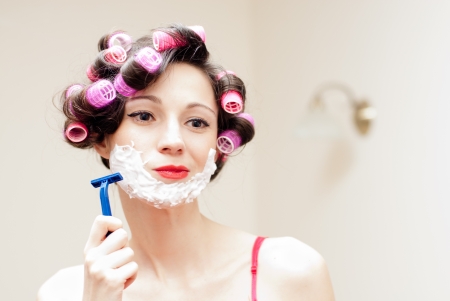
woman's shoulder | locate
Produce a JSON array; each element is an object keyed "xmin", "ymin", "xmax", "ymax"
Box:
[
  {"xmin": 258, "ymin": 237, "xmax": 335, "ymax": 300},
  {"xmin": 37, "ymin": 264, "xmax": 84, "ymax": 301}
]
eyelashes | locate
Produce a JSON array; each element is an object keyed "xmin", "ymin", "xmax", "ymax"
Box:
[
  {"xmin": 186, "ymin": 118, "xmax": 210, "ymax": 128},
  {"xmin": 127, "ymin": 111, "xmax": 154, "ymax": 122},
  {"xmin": 127, "ymin": 111, "xmax": 210, "ymax": 128}
]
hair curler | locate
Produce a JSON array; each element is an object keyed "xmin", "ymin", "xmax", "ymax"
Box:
[
  {"xmin": 108, "ymin": 32, "xmax": 132, "ymax": 51},
  {"xmin": 104, "ymin": 45, "xmax": 127, "ymax": 64},
  {"xmin": 65, "ymin": 122, "xmax": 88, "ymax": 143},
  {"xmin": 217, "ymin": 130, "xmax": 242, "ymax": 154},
  {"xmin": 86, "ymin": 80, "xmax": 116, "ymax": 108},
  {"xmin": 188, "ymin": 25, "xmax": 206, "ymax": 42},
  {"xmin": 65, "ymin": 84, "xmax": 83, "ymax": 98},
  {"xmin": 135, "ymin": 47, "xmax": 162, "ymax": 73},
  {"xmin": 221, "ymin": 90, "xmax": 243, "ymax": 114},
  {"xmin": 86, "ymin": 65, "xmax": 99, "ymax": 82},
  {"xmin": 216, "ymin": 70, "xmax": 236, "ymax": 80},
  {"xmin": 153, "ymin": 25, "xmax": 206, "ymax": 52},
  {"xmin": 237, "ymin": 112, "xmax": 255, "ymax": 126},
  {"xmin": 114, "ymin": 74, "xmax": 137, "ymax": 97}
]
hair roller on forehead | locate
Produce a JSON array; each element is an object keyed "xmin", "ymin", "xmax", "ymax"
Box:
[
  {"xmin": 65, "ymin": 84, "xmax": 84, "ymax": 116},
  {"xmin": 86, "ymin": 80, "xmax": 116, "ymax": 108},
  {"xmin": 135, "ymin": 47, "xmax": 162, "ymax": 73},
  {"xmin": 104, "ymin": 45, "xmax": 128, "ymax": 64},
  {"xmin": 108, "ymin": 32, "xmax": 132, "ymax": 51},
  {"xmin": 65, "ymin": 122, "xmax": 88, "ymax": 143},
  {"xmin": 86, "ymin": 65, "xmax": 99, "ymax": 82},
  {"xmin": 153, "ymin": 25, "xmax": 206, "ymax": 52},
  {"xmin": 65, "ymin": 84, "xmax": 83, "ymax": 99},
  {"xmin": 114, "ymin": 74, "xmax": 137, "ymax": 97}
]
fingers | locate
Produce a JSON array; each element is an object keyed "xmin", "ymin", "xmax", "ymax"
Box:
[
  {"xmin": 120, "ymin": 261, "xmax": 139, "ymax": 289},
  {"xmin": 96, "ymin": 247, "xmax": 135, "ymax": 269},
  {"xmin": 94, "ymin": 228, "xmax": 129, "ymax": 256},
  {"xmin": 85, "ymin": 215, "xmax": 123, "ymax": 252}
]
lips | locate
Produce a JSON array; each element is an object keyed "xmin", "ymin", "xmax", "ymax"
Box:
[{"xmin": 153, "ymin": 165, "xmax": 189, "ymax": 179}]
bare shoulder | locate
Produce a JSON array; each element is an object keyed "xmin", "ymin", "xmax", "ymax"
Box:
[
  {"xmin": 37, "ymin": 264, "xmax": 84, "ymax": 301},
  {"xmin": 258, "ymin": 237, "xmax": 335, "ymax": 301}
]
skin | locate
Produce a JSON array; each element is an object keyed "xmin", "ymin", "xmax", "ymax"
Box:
[{"xmin": 37, "ymin": 63, "xmax": 335, "ymax": 301}]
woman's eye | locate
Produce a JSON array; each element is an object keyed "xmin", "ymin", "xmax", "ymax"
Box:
[
  {"xmin": 187, "ymin": 118, "xmax": 209, "ymax": 128},
  {"xmin": 127, "ymin": 111, "xmax": 154, "ymax": 122}
]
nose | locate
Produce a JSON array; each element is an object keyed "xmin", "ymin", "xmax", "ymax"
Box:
[{"xmin": 157, "ymin": 116, "xmax": 185, "ymax": 155}]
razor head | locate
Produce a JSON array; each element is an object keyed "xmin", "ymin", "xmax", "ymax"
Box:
[{"xmin": 91, "ymin": 172, "xmax": 123, "ymax": 188}]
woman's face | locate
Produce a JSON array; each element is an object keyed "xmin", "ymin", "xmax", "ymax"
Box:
[{"xmin": 98, "ymin": 63, "xmax": 218, "ymax": 184}]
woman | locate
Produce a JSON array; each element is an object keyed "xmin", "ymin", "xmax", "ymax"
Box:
[{"xmin": 38, "ymin": 24, "xmax": 334, "ymax": 301}]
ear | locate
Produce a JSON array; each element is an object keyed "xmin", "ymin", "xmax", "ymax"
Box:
[{"xmin": 93, "ymin": 139, "xmax": 111, "ymax": 160}]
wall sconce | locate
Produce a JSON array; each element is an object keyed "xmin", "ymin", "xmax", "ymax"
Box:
[{"xmin": 310, "ymin": 82, "xmax": 377, "ymax": 135}]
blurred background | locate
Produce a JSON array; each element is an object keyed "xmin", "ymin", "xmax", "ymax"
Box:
[{"xmin": 1, "ymin": 0, "xmax": 450, "ymax": 300}]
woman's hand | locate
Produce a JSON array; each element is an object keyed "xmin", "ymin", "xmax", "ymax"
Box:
[{"xmin": 82, "ymin": 216, "xmax": 138, "ymax": 301}]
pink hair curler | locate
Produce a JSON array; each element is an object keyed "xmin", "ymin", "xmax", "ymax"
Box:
[
  {"xmin": 188, "ymin": 25, "xmax": 206, "ymax": 42},
  {"xmin": 108, "ymin": 32, "xmax": 132, "ymax": 52},
  {"xmin": 104, "ymin": 45, "xmax": 127, "ymax": 64},
  {"xmin": 237, "ymin": 112, "xmax": 255, "ymax": 126},
  {"xmin": 216, "ymin": 70, "xmax": 236, "ymax": 80},
  {"xmin": 217, "ymin": 130, "xmax": 242, "ymax": 154},
  {"xmin": 86, "ymin": 80, "xmax": 116, "ymax": 108},
  {"xmin": 114, "ymin": 74, "xmax": 137, "ymax": 97},
  {"xmin": 135, "ymin": 47, "xmax": 162, "ymax": 73},
  {"xmin": 220, "ymin": 90, "xmax": 243, "ymax": 114},
  {"xmin": 86, "ymin": 65, "xmax": 99, "ymax": 82},
  {"xmin": 152, "ymin": 25, "xmax": 206, "ymax": 52},
  {"xmin": 65, "ymin": 84, "xmax": 83, "ymax": 98},
  {"xmin": 65, "ymin": 122, "xmax": 88, "ymax": 143}
]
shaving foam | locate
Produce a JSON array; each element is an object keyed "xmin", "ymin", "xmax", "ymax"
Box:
[{"xmin": 109, "ymin": 143, "xmax": 216, "ymax": 209}]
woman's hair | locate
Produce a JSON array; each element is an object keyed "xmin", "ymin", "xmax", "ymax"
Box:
[{"xmin": 61, "ymin": 24, "xmax": 254, "ymax": 180}]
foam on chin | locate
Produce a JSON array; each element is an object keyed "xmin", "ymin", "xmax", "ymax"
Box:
[{"xmin": 109, "ymin": 142, "xmax": 217, "ymax": 209}]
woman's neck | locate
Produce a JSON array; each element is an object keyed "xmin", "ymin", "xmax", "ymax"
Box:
[{"xmin": 118, "ymin": 188, "xmax": 221, "ymax": 281}]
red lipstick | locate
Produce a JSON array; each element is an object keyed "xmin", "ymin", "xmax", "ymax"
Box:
[{"xmin": 153, "ymin": 165, "xmax": 189, "ymax": 179}]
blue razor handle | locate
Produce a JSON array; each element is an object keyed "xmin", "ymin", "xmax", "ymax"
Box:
[{"xmin": 91, "ymin": 172, "xmax": 123, "ymax": 236}]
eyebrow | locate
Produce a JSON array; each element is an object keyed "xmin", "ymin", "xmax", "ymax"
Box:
[
  {"xmin": 129, "ymin": 95, "xmax": 216, "ymax": 116},
  {"xmin": 186, "ymin": 102, "xmax": 217, "ymax": 116},
  {"xmin": 129, "ymin": 95, "xmax": 162, "ymax": 104}
]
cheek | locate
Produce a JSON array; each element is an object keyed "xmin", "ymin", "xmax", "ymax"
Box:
[{"xmin": 109, "ymin": 124, "xmax": 156, "ymax": 151}]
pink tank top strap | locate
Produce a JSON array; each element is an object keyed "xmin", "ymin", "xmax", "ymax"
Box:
[{"xmin": 251, "ymin": 236, "xmax": 266, "ymax": 301}]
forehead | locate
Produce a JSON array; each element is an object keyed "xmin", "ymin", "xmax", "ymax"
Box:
[{"xmin": 134, "ymin": 63, "xmax": 217, "ymax": 111}]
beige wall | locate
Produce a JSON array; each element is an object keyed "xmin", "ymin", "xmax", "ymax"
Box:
[
  {"xmin": 1, "ymin": 0, "xmax": 450, "ymax": 300},
  {"xmin": 253, "ymin": 1, "xmax": 450, "ymax": 300}
]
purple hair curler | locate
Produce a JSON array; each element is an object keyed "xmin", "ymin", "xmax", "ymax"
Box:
[
  {"xmin": 86, "ymin": 80, "xmax": 116, "ymax": 108},
  {"xmin": 237, "ymin": 112, "xmax": 255, "ymax": 126},
  {"xmin": 104, "ymin": 45, "xmax": 127, "ymax": 64},
  {"xmin": 217, "ymin": 130, "xmax": 242, "ymax": 154},
  {"xmin": 108, "ymin": 32, "xmax": 132, "ymax": 52},
  {"xmin": 220, "ymin": 90, "xmax": 243, "ymax": 114},
  {"xmin": 65, "ymin": 122, "xmax": 88, "ymax": 143},
  {"xmin": 114, "ymin": 74, "xmax": 137, "ymax": 97},
  {"xmin": 216, "ymin": 70, "xmax": 236, "ymax": 80},
  {"xmin": 86, "ymin": 65, "xmax": 99, "ymax": 82},
  {"xmin": 135, "ymin": 47, "xmax": 162, "ymax": 73},
  {"xmin": 65, "ymin": 84, "xmax": 83, "ymax": 98},
  {"xmin": 152, "ymin": 25, "xmax": 206, "ymax": 52}
]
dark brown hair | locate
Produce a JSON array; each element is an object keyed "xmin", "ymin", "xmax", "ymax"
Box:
[{"xmin": 62, "ymin": 24, "xmax": 254, "ymax": 180}]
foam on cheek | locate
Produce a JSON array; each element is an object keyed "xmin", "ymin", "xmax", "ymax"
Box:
[{"xmin": 109, "ymin": 142, "xmax": 217, "ymax": 209}]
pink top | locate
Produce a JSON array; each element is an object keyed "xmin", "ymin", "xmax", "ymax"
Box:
[{"xmin": 251, "ymin": 236, "xmax": 266, "ymax": 301}]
